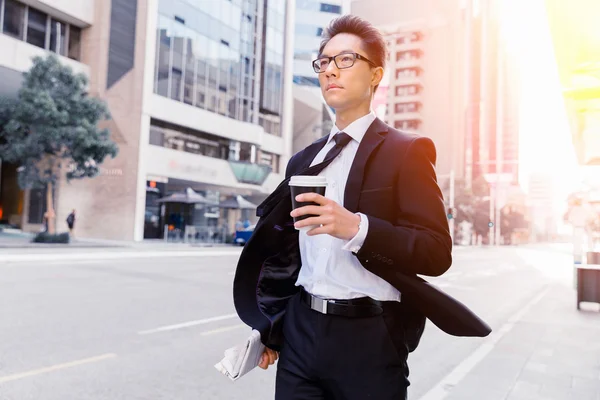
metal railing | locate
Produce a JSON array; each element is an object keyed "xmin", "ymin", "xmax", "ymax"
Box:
[{"xmin": 163, "ymin": 225, "xmax": 229, "ymax": 244}]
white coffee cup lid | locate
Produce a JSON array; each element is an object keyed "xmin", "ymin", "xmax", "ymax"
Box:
[{"xmin": 289, "ymin": 175, "xmax": 327, "ymax": 187}]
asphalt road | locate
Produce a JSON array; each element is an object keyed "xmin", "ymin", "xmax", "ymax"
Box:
[{"xmin": 0, "ymin": 244, "xmax": 572, "ymax": 399}]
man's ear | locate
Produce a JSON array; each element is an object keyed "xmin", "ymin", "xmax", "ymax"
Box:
[{"xmin": 371, "ymin": 67, "xmax": 384, "ymax": 88}]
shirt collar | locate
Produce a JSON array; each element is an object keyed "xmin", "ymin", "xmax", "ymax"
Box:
[{"xmin": 327, "ymin": 111, "xmax": 377, "ymax": 145}]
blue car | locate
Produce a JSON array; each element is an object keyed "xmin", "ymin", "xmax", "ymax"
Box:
[{"xmin": 234, "ymin": 225, "xmax": 255, "ymax": 245}]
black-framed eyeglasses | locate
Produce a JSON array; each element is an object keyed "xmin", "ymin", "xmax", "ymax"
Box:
[{"xmin": 312, "ymin": 52, "xmax": 377, "ymax": 73}]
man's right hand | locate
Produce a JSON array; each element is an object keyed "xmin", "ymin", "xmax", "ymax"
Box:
[{"xmin": 258, "ymin": 348, "xmax": 279, "ymax": 370}]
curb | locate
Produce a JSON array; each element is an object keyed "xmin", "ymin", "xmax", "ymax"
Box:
[{"xmin": 0, "ymin": 249, "xmax": 244, "ymax": 263}]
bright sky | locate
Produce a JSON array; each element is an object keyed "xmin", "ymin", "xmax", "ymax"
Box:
[{"xmin": 499, "ymin": 0, "xmax": 581, "ymax": 212}]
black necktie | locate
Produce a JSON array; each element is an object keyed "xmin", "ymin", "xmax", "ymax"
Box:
[
  {"xmin": 302, "ymin": 132, "xmax": 352, "ymax": 176},
  {"xmin": 256, "ymin": 132, "xmax": 352, "ymax": 217}
]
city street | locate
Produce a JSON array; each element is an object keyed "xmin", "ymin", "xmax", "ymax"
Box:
[{"xmin": 0, "ymin": 244, "xmax": 598, "ymax": 400}]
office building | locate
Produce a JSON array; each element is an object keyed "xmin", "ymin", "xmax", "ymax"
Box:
[
  {"xmin": 351, "ymin": 0, "xmax": 520, "ymax": 187},
  {"xmin": 0, "ymin": 0, "xmax": 294, "ymax": 241},
  {"xmin": 291, "ymin": 0, "xmax": 344, "ymax": 153}
]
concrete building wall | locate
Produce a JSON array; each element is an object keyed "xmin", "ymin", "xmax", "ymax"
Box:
[
  {"xmin": 1, "ymin": 0, "xmax": 294, "ymax": 240},
  {"xmin": 0, "ymin": 34, "xmax": 89, "ymax": 76},
  {"xmin": 20, "ymin": 0, "xmax": 95, "ymax": 26},
  {"xmin": 56, "ymin": 0, "xmax": 156, "ymax": 241}
]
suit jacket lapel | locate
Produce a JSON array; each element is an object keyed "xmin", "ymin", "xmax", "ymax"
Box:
[
  {"xmin": 256, "ymin": 135, "xmax": 329, "ymax": 218},
  {"xmin": 344, "ymin": 118, "xmax": 388, "ymax": 213},
  {"xmin": 297, "ymin": 134, "xmax": 329, "ymax": 172}
]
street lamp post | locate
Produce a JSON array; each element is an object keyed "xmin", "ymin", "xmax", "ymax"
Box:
[{"xmin": 495, "ymin": 30, "xmax": 504, "ymax": 246}]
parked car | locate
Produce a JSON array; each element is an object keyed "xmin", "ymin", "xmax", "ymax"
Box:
[{"xmin": 234, "ymin": 224, "xmax": 255, "ymax": 246}]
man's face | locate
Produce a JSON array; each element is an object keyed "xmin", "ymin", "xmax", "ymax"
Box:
[{"xmin": 317, "ymin": 33, "xmax": 382, "ymax": 111}]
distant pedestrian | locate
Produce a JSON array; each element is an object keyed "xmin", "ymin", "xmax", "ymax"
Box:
[
  {"xmin": 42, "ymin": 211, "xmax": 49, "ymax": 233},
  {"xmin": 66, "ymin": 209, "xmax": 76, "ymax": 236},
  {"xmin": 235, "ymin": 220, "xmax": 244, "ymax": 231}
]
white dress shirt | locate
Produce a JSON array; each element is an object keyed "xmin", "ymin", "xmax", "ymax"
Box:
[{"xmin": 295, "ymin": 111, "xmax": 401, "ymax": 302}]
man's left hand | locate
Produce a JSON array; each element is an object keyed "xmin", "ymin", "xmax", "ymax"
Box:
[{"xmin": 290, "ymin": 193, "xmax": 360, "ymax": 240}]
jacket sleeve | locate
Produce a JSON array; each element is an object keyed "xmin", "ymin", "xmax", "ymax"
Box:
[{"xmin": 355, "ymin": 137, "xmax": 452, "ymax": 277}]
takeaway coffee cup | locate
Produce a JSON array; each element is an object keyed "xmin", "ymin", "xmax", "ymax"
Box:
[{"xmin": 289, "ymin": 175, "xmax": 327, "ymax": 231}]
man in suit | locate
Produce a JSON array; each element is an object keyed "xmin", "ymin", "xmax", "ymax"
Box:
[{"xmin": 233, "ymin": 14, "xmax": 490, "ymax": 399}]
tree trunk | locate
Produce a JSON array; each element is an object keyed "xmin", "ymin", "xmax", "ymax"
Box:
[{"xmin": 45, "ymin": 182, "xmax": 56, "ymax": 234}]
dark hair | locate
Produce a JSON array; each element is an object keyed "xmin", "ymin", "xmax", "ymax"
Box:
[{"xmin": 319, "ymin": 15, "xmax": 387, "ymax": 89}]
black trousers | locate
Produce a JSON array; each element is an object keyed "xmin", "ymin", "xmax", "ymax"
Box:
[{"xmin": 275, "ymin": 292, "xmax": 409, "ymax": 400}]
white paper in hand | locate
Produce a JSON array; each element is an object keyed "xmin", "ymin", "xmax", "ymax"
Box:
[{"xmin": 214, "ymin": 329, "xmax": 265, "ymax": 381}]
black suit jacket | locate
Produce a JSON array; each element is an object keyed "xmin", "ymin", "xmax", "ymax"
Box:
[{"xmin": 234, "ymin": 118, "xmax": 491, "ymax": 351}]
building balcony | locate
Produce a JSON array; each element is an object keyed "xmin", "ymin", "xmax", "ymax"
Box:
[
  {"xmin": 395, "ymin": 39, "xmax": 423, "ymax": 52},
  {"xmin": 394, "ymin": 75, "xmax": 423, "ymax": 87},
  {"xmin": 393, "ymin": 57, "xmax": 423, "ymax": 69},
  {"xmin": 390, "ymin": 111, "xmax": 422, "ymax": 121},
  {"xmin": 34, "ymin": 0, "xmax": 94, "ymax": 26},
  {"xmin": 391, "ymin": 93, "xmax": 422, "ymax": 104},
  {"xmin": 0, "ymin": 34, "xmax": 89, "ymax": 97}
]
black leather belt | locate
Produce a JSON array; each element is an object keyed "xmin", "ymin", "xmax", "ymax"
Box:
[{"xmin": 300, "ymin": 288, "xmax": 383, "ymax": 318}]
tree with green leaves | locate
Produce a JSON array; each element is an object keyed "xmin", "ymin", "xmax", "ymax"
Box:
[
  {"xmin": 442, "ymin": 175, "xmax": 490, "ymax": 243},
  {"xmin": 0, "ymin": 55, "xmax": 118, "ymax": 235},
  {"xmin": 500, "ymin": 206, "xmax": 527, "ymax": 243}
]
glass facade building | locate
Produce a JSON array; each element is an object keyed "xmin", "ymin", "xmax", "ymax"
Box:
[
  {"xmin": 257, "ymin": 0, "xmax": 284, "ymax": 137},
  {"xmin": 293, "ymin": 0, "xmax": 342, "ymax": 86},
  {"xmin": 154, "ymin": 0, "xmax": 284, "ymax": 137}
]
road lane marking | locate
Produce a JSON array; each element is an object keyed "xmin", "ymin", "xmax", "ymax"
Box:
[
  {"xmin": 138, "ymin": 313, "xmax": 239, "ymax": 335},
  {"xmin": 201, "ymin": 323, "xmax": 247, "ymax": 336},
  {"xmin": 433, "ymin": 283, "xmax": 475, "ymax": 291},
  {"xmin": 0, "ymin": 353, "xmax": 117, "ymax": 384},
  {"xmin": 0, "ymin": 250, "xmax": 242, "ymax": 264},
  {"xmin": 418, "ymin": 285, "xmax": 551, "ymax": 400}
]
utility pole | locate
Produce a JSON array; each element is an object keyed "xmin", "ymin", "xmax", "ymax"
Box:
[
  {"xmin": 489, "ymin": 181, "xmax": 495, "ymax": 245},
  {"xmin": 463, "ymin": 0, "xmax": 474, "ymax": 191},
  {"xmin": 449, "ymin": 169, "xmax": 455, "ymax": 243},
  {"xmin": 494, "ymin": 31, "xmax": 504, "ymax": 246}
]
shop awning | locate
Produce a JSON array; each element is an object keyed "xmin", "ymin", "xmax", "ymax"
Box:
[
  {"xmin": 219, "ymin": 195, "xmax": 258, "ymax": 210},
  {"xmin": 228, "ymin": 161, "xmax": 272, "ymax": 185},
  {"xmin": 157, "ymin": 187, "xmax": 210, "ymax": 204}
]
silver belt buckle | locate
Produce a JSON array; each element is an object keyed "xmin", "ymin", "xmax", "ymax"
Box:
[{"xmin": 310, "ymin": 295, "xmax": 328, "ymax": 314}]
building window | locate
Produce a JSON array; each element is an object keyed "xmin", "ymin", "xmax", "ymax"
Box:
[
  {"xmin": 396, "ymin": 68, "xmax": 420, "ymax": 79},
  {"xmin": 239, "ymin": 142, "xmax": 252, "ymax": 162},
  {"xmin": 1, "ymin": 0, "xmax": 82, "ymax": 61},
  {"xmin": 396, "ymin": 85, "xmax": 421, "ymax": 96},
  {"xmin": 154, "ymin": 0, "xmax": 261, "ymax": 125},
  {"xmin": 395, "ymin": 102, "xmax": 420, "ymax": 113},
  {"xmin": 258, "ymin": 150, "xmax": 280, "ymax": 174},
  {"xmin": 2, "ymin": 0, "xmax": 25, "ymax": 40},
  {"xmin": 149, "ymin": 119, "xmax": 230, "ymax": 160},
  {"xmin": 410, "ymin": 32, "xmax": 422, "ymax": 42},
  {"xmin": 26, "ymin": 8, "xmax": 47, "ymax": 49},
  {"xmin": 49, "ymin": 18, "xmax": 67, "ymax": 56},
  {"xmin": 68, "ymin": 26, "xmax": 81, "ymax": 60},
  {"xmin": 396, "ymin": 50, "xmax": 421, "ymax": 62},
  {"xmin": 320, "ymin": 3, "xmax": 342, "ymax": 14},
  {"xmin": 259, "ymin": 0, "xmax": 284, "ymax": 133},
  {"xmin": 394, "ymin": 120, "xmax": 420, "ymax": 130}
]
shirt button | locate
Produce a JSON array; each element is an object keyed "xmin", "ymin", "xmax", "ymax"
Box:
[
  {"xmin": 331, "ymin": 182, "xmax": 337, "ymax": 188},
  {"xmin": 321, "ymin": 248, "xmax": 327, "ymax": 253}
]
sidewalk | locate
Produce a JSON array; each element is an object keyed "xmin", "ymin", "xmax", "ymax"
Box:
[
  {"xmin": 426, "ymin": 281, "xmax": 600, "ymax": 400},
  {"xmin": 0, "ymin": 229, "xmax": 238, "ymax": 249},
  {"xmin": 0, "ymin": 229, "xmax": 241, "ymax": 261}
]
